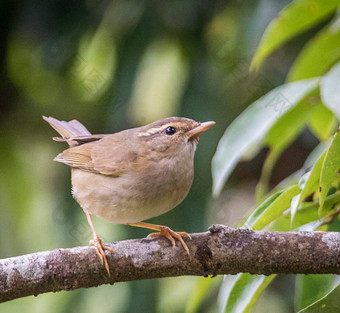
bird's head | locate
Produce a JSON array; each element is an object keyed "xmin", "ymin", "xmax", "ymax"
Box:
[{"xmin": 136, "ymin": 117, "xmax": 215, "ymax": 158}]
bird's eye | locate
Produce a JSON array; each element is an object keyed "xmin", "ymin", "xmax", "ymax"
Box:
[{"xmin": 165, "ymin": 126, "xmax": 176, "ymax": 135}]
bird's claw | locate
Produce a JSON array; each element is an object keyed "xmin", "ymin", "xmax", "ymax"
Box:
[
  {"xmin": 89, "ymin": 237, "xmax": 115, "ymax": 276},
  {"xmin": 147, "ymin": 226, "xmax": 192, "ymax": 256}
]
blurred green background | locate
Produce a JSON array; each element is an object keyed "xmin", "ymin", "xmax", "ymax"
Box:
[{"xmin": 0, "ymin": 0, "xmax": 320, "ymax": 312}]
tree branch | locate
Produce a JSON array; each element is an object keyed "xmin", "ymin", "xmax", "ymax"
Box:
[{"xmin": 1, "ymin": 225, "xmax": 340, "ymax": 303}]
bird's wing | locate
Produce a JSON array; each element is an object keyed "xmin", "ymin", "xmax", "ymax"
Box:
[
  {"xmin": 90, "ymin": 134, "xmax": 140, "ymax": 175},
  {"xmin": 55, "ymin": 133, "xmax": 141, "ymax": 176},
  {"xmin": 54, "ymin": 143, "xmax": 95, "ymax": 170}
]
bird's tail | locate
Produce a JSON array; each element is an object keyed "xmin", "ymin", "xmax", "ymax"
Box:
[{"xmin": 43, "ymin": 116, "xmax": 92, "ymax": 147}]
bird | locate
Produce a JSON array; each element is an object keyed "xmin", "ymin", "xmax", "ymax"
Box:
[{"xmin": 43, "ymin": 115, "xmax": 215, "ymax": 274}]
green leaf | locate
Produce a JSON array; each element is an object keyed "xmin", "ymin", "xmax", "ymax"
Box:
[
  {"xmin": 290, "ymin": 194, "xmax": 301, "ymax": 228},
  {"xmin": 288, "ymin": 14, "xmax": 340, "ymax": 81},
  {"xmin": 319, "ymin": 128, "xmax": 340, "ymax": 214},
  {"xmin": 212, "ymin": 78, "xmax": 319, "ymax": 196},
  {"xmin": 243, "ymin": 191, "xmax": 282, "ymax": 228},
  {"xmin": 218, "ymin": 186, "xmax": 298, "ymax": 313},
  {"xmin": 251, "ymin": 0, "xmax": 340, "ymax": 70},
  {"xmin": 244, "ymin": 185, "xmax": 300, "ymax": 230},
  {"xmin": 321, "ymin": 61, "xmax": 340, "ymax": 120},
  {"xmin": 295, "ymin": 275, "xmax": 340, "ymax": 312},
  {"xmin": 270, "ymin": 191, "xmax": 340, "ymax": 231},
  {"xmin": 298, "ymin": 284, "xmax": 340, "ymax": 313},
  {"xmin": 308, "ymin": 103, "xmax": 337, "ymax": 141},
  {"xmin": 298, "ymin": 151, "xmax": 326, "ymax": 207},
  {"xmin": 272, "ymin": 169, "xmax": 304, "ymax": 192},
  {"xmin": 303, "ymin": 141, "xmax": 330, "ymax": 168},
  {"xmin": 185, "ymin": 276, "xmax": 221, "ymax": 313},
  {"xmin": 218, "ymin": 273, "xmax": 275, "ymax": 313},
  {"xmin": 273, "ymin": 142, "xmax": 328, "ymax": 192},
  {"xmin": 256, "ymin": 101, "xmax": 312, "ymax": 202},
  {"xmin": 255, "ymin": 148, "xmax": 283, "ymax": 204},
  {"xmin": 265, "ymin": 101, "xmax": 311, "ymax": 150},
  {"xmin": 290, "ymin": 171, "xmax": 314, "ymax": 227}
]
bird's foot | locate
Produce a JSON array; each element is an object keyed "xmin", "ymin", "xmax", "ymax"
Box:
[
  {"xmin": 89, "ymin": 236, "xmax": 115, "ymax": 276},
  {"xmin": 147, "ymin": 226, "xmax": 192, "ymax": 256}
]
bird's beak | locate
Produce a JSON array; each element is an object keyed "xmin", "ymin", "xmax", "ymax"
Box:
[{"xmin": 187, "ymin": 121, "xmax": 215, "ymax": 140}]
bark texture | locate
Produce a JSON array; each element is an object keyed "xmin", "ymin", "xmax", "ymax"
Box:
[{"xmin": 1, "ymin": 225, "xmax": 340, "ymax": 303}]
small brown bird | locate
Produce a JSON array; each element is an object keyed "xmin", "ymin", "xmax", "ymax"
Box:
[{"xmin": 44, "ymin": 116, "xmax": 215, "ymax": 274}]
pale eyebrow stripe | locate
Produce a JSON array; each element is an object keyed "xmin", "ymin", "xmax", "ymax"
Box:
[
  {"xmin": 137, "ymin": 123, "xmax": 181, "ymax": 137},
  {"xmin": 137, "ymin": 126, "xmax": 165, "ymax": 137}
]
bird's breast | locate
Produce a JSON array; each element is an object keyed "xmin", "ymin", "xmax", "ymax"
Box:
[{"xmin": 71, "ymin": 155, "xmax": 194, "ymax": 224}]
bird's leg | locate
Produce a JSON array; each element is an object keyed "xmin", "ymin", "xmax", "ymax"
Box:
[
  {"xmin": 125, "ymin": 222, "xmax": 192, "ymax": 255},
  {"xmin": 84, "ymin": 211, "xmax": 114, "ymax": 275}
]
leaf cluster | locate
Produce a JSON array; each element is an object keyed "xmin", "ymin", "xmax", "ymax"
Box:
[{"xmin": 190, "ymin": 1, "xmax": 340, "ymax": 312}]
